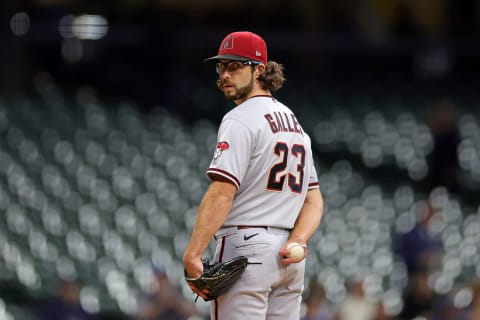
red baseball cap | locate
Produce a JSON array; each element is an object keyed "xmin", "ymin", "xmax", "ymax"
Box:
[{"xmin": 204, "ymin": 31, "xmax": 268, "ymax": 64}]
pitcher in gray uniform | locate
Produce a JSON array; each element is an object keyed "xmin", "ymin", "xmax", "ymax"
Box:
[{"xmin": 183, "ymin": 31, "xmax": 324, "ymax": 320}]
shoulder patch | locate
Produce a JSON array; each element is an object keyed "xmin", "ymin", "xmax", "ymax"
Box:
[{"xmin": 213, "ymin": 141, "xmax": 229, "ymax": 159}]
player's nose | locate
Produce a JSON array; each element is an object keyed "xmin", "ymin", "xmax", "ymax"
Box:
[
  {"xmin": 219, "ymin": 74, "xmax": 232, "ymax": 86},
  {"xmin": 220, "ymin": 72, "xmax": 231, "ymax": 80}
]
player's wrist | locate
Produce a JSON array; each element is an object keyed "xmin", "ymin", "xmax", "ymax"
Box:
[
  {"xmin": 288, "ymin": 235, "xmax": 307, "ymax": 247},
  {"xmin": 183, "ymin": 249, "xmax": 203, "ymax": 264}
]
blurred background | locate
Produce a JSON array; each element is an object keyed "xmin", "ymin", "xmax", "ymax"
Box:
[{"xmin": 1, "ymin": 0, "xmax": 480, "ymax": 319}]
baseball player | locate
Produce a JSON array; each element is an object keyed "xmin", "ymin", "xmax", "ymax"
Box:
[{"xmin": 183, "ymin": 31, "xmax": 324, "ymax": 320}]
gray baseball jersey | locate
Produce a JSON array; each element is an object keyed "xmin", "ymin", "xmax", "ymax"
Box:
[
  {"xmin": 207, "ymin": 95, "xmax": 319, "ymax": 229},
  {"xmin": 206, "ymin": 95, "xmax": 319, "ymax": 320}
]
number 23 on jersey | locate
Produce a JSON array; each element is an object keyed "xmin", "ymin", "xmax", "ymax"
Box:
[{"xmin": 266, "ymin": 142, "xmax": 305, "ymax": 194}]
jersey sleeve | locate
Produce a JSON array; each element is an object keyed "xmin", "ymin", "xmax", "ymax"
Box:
[
  {"xmin": 206, "ymin": 118, "xmax": 254, "ymax": 188},
  {"xmin": 306, "ymin": 135, "xmax": 319, "ymax": 190},
  {"xmin": 308, "ymin": 155, "xmax": 319, "ymax": 190}
]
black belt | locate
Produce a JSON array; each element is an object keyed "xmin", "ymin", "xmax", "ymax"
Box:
[{"xmin": 236, "ymin": 225, "xmax": 268, "ymax": 230}]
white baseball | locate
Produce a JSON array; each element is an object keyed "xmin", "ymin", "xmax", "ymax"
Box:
[{"xmin": 286, "ymin": 242, "xmax": 305, "ymax": 261}]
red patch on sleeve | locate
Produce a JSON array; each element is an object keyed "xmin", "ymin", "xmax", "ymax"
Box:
[
  {"xmin": 213, "ymin": 141, "xmax": 229, "ymax": 159},
  {"xmin": 217, "ymin": 142, "xmax": 229, "ymax": 150}
]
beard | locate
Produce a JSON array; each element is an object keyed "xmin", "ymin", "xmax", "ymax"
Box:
[{"xmin": 218, "ymin": 74, "xmax": 254, "ymax": 102}]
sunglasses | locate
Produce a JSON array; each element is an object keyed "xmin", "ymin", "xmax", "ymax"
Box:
[{"xmin": 216, "ymin": 60, "xmax": 260, "ymax": 74}]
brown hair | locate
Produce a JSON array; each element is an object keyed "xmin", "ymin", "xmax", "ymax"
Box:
[{"xmin": 257, "ymin": 61, "xmax": 285, "ymax": 92}]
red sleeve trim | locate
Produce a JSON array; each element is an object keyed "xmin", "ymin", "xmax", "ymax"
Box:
[
  {"xmin": 308, "ymin": 182, "xmax": 319, "ymax": 189},
  {"xmin": 206, "ymin": 168, "xmax": 240, "ymax": 189}
]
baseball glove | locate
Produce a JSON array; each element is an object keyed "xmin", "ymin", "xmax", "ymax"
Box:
[{"xmin": 185, "ymin": 256, "xmax": 248, "ymax": 301}]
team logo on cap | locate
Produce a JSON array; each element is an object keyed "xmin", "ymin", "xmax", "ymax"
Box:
[
  {"xmin": 213, "ymin": 141, "xmax": 229, "ymax": 159},
  {"xmin": 220, "ymin": 36, "xmax": 234, "ymax": 50}
]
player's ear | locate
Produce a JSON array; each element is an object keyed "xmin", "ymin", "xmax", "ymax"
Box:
[{"xmin": 254, "ymin": 63, "xmax": 265, "ymax": 79}]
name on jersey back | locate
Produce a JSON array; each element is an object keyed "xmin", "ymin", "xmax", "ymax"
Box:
[{"xmin": 264, "ymin": 112, "xmax": 304, "ymax": 135}]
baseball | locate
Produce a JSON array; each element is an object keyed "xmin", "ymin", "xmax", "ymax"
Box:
[{"xmin": 286, "ymin": 242, "xmax": 305, "ymax": 261}]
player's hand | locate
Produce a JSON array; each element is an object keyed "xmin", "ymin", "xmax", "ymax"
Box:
[
  {"xmin": 278, "ymin": 242, "xmax": 308, "ymax": 265},
  {"xmin": 183, "ymin": 256, "xmax": 210, "ymax": 299},
  {"xmin": 183, "ymin": 255, "xmax": 204, "ymax": 279}
]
